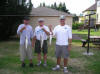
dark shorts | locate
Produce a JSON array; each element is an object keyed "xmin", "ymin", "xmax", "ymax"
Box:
[{"xmin": 35, "ymin": 40, "xmax": 48, "ymax": 54}]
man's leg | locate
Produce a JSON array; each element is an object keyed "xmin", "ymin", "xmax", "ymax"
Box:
[
  {"xmin": 27, "ymin": 45, "xmax": 33, "ymax": 67},
  {"xmin": 43, "ymin": 53, "xmax": 47, "ymax": 63},
  {"xmin": 57, "ymin": 57, "xmax": 61, "ymax": 65},
  {"xmin": 43, "ymin": 40, "xmax": 48, "ymax": 67},
  {"xmin": 38, "ymin": 53, "xmax": 41, "ymax": 62},
  {"xmin": 20, "ymin": 45, "xmax": 26, "ymax": 68},
  {"xmin": 63, "ymin": 46, "xmax": 69, "ymax": 73},
  {"xmin": 52, "ymin": 45, "xmax": 61, "ymax": 70},
  {"xmin": 37, "ymin": 53, "xmax": 42, "ymax": 66},
  {"xmin": 43, "ymin": 53, "xmax": 47, "ymax": 67},
  {"xmin": 64, "ymin": 58, "xmax": 68, "ymax": 67}
]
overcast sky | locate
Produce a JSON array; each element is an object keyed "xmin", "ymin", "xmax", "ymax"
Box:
[{"xmin": 31, "ymin": 0, "xmax": 95, "ymax": 15}]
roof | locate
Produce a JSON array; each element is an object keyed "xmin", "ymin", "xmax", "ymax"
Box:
[
  {"xmin": 83, "ymin": 3, "xmax": 97, "ymax": 12},
  {"xmin": 30, "ymin": 7, "xmax": 72, "ymax": 17}
]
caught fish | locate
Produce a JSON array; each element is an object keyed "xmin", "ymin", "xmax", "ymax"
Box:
[
  {"xmin": 40, "ymin": 33, "xmax": 44, "ymax": 49},
  {"xmin": 49, "ymin": 32, "xmax": 52, "ymax": 45},
  {"xmin": 25, "ymin": 35, "xmax": 28, "ymax": 49}
]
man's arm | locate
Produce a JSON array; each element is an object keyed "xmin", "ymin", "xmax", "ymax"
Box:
[
  {"xmin": 68, "ymin": 39, "xmax": 72, "ymax": 51},
  {"xmin": 41, "ymin": 27, "xmax": 50, "ymax": 36},
  {"xmin": 68, "ymin": 27, "xmax": 72, "ymax": 51},
  {"xmin": 20, "ymin": 26, "xmax": 26, "ymax": 33},
  {"xmin": 17, "ymin": 25, "xmax": 26, "ymax": 35}
]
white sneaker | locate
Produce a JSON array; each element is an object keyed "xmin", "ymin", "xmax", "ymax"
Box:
[
  {"xmin": 64, "ymin": 67, "xmax": 68, "ymax": 73},
  {"xmin": 43, "ymin": 63, "xmax": 47, "ymax": 67},
  {"xmin": 52, "ymin": 66, "xmax": 60, "ymax": 71},
  {"xmin": 37, "ymin": 61, "xmax": 41, "ymax": 66}
]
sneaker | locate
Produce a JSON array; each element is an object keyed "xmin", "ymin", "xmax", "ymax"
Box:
[
  {"xmin": 37, "ymin": 61, "xmax": 41, "ymax": 66},
  {"xmin": 64, "ymin": 67, "xmax": 68, "ymax": 73},
  {"xmin": 43, "ymin": 63, "xmax": 47, "ymax": 67},
  {"xmin": 52, "ymin": 66, "xmax": 60, "ymax": 71},
  {"xmin": 29, "ymin": 63, "xmax": 34, "ymax": 68},
  {"xmin": 21, "ymin": 63, "xmax": 26, "ymax": 68}
]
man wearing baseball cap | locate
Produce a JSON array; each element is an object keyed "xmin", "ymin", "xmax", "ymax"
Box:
[
  {"xmin": 17, "ymin": 16, "xmax": 34, "ymax": 68},
  {"xmin": 32, "ymin": 18, "xmax": 50, "ymax": 67},
  {"xmin": 52, "ymin": 15, "xmax": 72, "ymax": 73}
]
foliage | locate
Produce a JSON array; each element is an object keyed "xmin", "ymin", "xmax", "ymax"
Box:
[
  {"xmin": 39, "ymin": 2, "xmax": 70, "ymax": 14},
  {"xmin": 72, "ymin": 22, "xmax": 83, "ymax": 30},
  {"xmin": 72, "ymin": 29, "xmax": 100, "ymax": 36},
  {"xmin": 73, "ymin": 14, "xmax": 79, "ymax": 23},
  {"xmin": 0, "ymin": 0, "xmax": 33, "ymax": 40}
]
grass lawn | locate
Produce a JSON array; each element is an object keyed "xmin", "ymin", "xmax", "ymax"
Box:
[
  {"xmin": 0, "ymin": 39, "xmax": 100, "ymax": 74},
  {"xmin": 72, "ymin": 29, "xmax": 100, "ymax": 36}
]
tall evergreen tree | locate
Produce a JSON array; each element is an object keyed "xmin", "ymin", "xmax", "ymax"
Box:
[
  {"xmin": 0, "ymin": 0, "xmax": 33, "ymax": 40},
  {"xmin": 43, "ymin": 3, "xmax": 45, "ymax": 7},
  {"xmin": 54, "ymin": 2, "xmax": 57, "ymax": 9}
]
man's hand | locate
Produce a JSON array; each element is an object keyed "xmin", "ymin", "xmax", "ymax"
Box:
[
  {"xmin": 32, "ymin": 42, "xmax": 35, "ymax": 48},
  {"xmin": 20, "ymin": 26, "xmax": 26, "ymax": 32},
  {"xmin": 48, "ymin": 24, "xmax": 52, "ymax": 32},
  {"xmin": 68, "ymin": 44, "xmax": 71, "ymax": 52},
  {"xmin": 41, "ymin": 27, "xmax": 50, "ymax": 35},
  {"xmin": 41, "ymin": 27, "xmax": 45, "ymax": 30}
]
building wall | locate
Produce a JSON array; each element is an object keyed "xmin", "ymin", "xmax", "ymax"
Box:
[
  {"xmin": 97, "ymin": 1, "xmax": 100, "ymax": 24},
  {"xmin": 29, "ymin": 16, "xmax": 72, "ymax": 29},
  {"xmin": 83, "ymin": 11, "xmax": 96, "ymax": 20},
  {"xmin": 79, "ymin": 16, "xmax": 85, "ymax": 23}
]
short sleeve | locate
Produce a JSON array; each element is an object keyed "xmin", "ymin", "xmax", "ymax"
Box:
[
  {"xmin": 53, "ymin": 27, "xmax": 57, "ymax": 36},
  {"xmin": 68, "ymin": 27, "xmax": 72, "ymax": 39}
]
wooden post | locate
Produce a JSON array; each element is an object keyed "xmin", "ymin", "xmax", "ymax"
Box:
[{"xmin": 87, "ymin": 15, "xmax": 91, "ymax": 53}]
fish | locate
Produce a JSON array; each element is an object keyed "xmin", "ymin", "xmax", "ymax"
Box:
[
  {"xmin": 40, "ymin": 33, "xmax": 44, "ymax": 49},
  {"xmin": 49, "ymin": 32, "xmax": 52, "ymax": 45},
  {"xmin": 25, "ymin": 35, "xmax": 28, "ymax": 49}
]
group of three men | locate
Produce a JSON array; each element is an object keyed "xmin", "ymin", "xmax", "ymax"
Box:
[{"xmin": 17, "ymin": 15, "xmax": 72, "ymax": 73}]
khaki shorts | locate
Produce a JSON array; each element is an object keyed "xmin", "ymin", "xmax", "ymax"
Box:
[
  {"xmin": 20, "ymin": 45, "xmax": 33, "ymax": 61},
  {"xmin": 55, "ymin": 45, "xmax": 69, "ymax": 59}
]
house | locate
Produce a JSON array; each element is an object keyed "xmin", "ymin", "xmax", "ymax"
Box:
[
  {"xmin": 29, "ymin": 7, "xmax": 73, "ymax": 29},
  {"xmin": 80, "ymin": 0, "xmax": 100, "ymax": 26},
  {"xmin": 78, "ymin": 14, "xmax": 85, "ymax": 23}
]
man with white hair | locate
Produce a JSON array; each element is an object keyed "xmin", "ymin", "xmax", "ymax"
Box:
[
  {"xmin": 51, "ymin": 15, "xmax": 72, "ymax": 73},
  {"xmin": 32, "ymin": 18, "xmax": 50, "ymax": 67}
]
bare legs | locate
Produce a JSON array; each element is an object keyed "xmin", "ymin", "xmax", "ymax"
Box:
[
  {"xmin": 57, "ymin": 57, "xmax": 68, "ymax": 67},
  {"xmin": 37, "ymin": 53, "xmax": 47, "ymax": 63}
]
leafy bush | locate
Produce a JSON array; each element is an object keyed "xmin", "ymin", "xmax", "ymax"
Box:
[{"xmin": 72, "ymin": 22, "xmax": 84, "ymax": 30}]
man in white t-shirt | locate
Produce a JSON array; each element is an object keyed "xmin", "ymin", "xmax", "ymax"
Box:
[
  {"xmin": 51, "ymin": 15, "xmax": 72, "ymax": 73},
  {"xmin": 32, "ymin": 18, "xmax": 50, "ymax": 67}
]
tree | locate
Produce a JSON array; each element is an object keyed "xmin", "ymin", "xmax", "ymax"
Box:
[
  {"xmin": 39, "ymin": 3, "xmax": 42, "ymax": 7},
  {"xmin": 54, "ymin": 2, "xmax": 57, "ymax": 9},
  {"xmin": 38, "ymin": 2, "xmax": 70, "ymax": 14},
  {"xmin": 0, "ymin": 0, "xmax": 33, "ymax": 40},
  {"xmin": 43, "ymin": 3, "xmax": 45, "ymax": 7}
]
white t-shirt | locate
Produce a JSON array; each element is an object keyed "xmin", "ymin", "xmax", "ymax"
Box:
[
  {"xmin": 34, "ymin": 25, "xmax": 50, "ymax": 40},
  {"xmin": 53, "ymin": 25, "xmax": 72, "ymax": 45}
]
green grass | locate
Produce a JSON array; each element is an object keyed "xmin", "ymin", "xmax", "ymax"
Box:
[
  {"xmin": 72, "ymin": 29, "xmax": 100, "ymax": 36},
  {"xmin": 0, "ymin": 39, "xmax": 100, "ymax": 74}
]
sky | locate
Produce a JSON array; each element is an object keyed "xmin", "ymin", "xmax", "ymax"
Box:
[{"xmin": 31, "ymin": 0, "xmax": 95, "ymax": 15}]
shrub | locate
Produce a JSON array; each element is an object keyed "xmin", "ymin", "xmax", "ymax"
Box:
[{"xmin": 72, "ymin": 22, "xmax": 84, "ymax": 30}]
